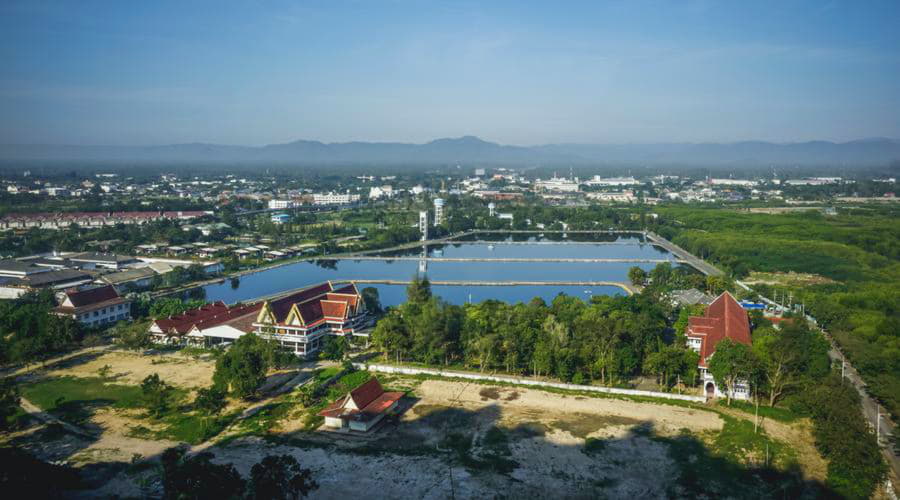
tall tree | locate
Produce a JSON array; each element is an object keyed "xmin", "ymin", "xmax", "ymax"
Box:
[
  {"xmin": 707, "ymin": 339, "xmax": 757, "ymax": 405},
  {"xmin": 627, "ymin": 266, "xmax": 647, "ymax": 286},
  {"xmin": 213, "ymin": 333, "xmax": 269, "ymax": 399}
]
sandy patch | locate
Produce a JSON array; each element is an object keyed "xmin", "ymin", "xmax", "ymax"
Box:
[
  {"xmin": 49, "ymin": 350, "xmax": 216, "ymax": 389},
  {"xmin": 411, "ymin": 379, "xmax": 722, "ymax": 436}
]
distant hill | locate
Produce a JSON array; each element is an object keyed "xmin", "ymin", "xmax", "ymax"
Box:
[{"xmin": 2, "ymin": 136, "xmax": 898, "ymax": 167}]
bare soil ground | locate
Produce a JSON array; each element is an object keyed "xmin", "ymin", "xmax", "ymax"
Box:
[
  {"xmin": 8, "ymin": 367, "xmax": 831, "ymax": 499},
  {"xmin": 744, "ymin": 270, "xmax": 836, "ymax": 287},
  {"xmin": 49, "ymin": 350, "xmax": 217, "ymax": 389}
]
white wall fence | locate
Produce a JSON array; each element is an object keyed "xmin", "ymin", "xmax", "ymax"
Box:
[{"xmin": 355, "ymin": 362, "xmax": 705, "ymax": 403}]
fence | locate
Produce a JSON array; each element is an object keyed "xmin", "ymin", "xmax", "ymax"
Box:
[{"xmin": 354, "ymin": 362, "xmax": 705, "ymax": 403}]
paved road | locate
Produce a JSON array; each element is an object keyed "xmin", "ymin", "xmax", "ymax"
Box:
[
  {"xmin": 738, "ymin": 281, "xmax": 899, "ymax": 488},
  {"xmin": 645, "ymin": 231, "xmax": 725, "ymax": 277}
]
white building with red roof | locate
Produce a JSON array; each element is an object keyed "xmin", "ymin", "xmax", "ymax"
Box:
[
  {"xmin": 318, "ymin": 378, "xmax": 403, "ymax": 432},
  {"xmin": 149, "ymin": 301, "xmax": 262, "ymax": 345},
  {"xmin": 253, "ymin": 281, "xmax": 371, "ymax": 358},
  {"xmin": 686, "ymin": 291, "xmax": 752, "ymax": 400},
  {"xmin": 53, "ymin": 285, "xmax": 132, "ymax": 327}
]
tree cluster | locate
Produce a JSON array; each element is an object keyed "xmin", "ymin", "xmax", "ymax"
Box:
[
  {"xmin": 373, "ymin": 276, "xmax": 696, "ymax": 386},
  {"xmin": 0, "ymin": 290, "xmax": 85, "ymax": 364},
  {"xmin": 161, "ymin": 447, "xmax": 318, "ymax": 500}
]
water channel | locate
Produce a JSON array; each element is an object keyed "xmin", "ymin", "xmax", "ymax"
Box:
[{"xmin": 202, "ymin": 232, "xmax": 682, "ymax": 307}]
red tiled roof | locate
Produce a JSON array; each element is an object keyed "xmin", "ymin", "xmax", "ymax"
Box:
[
  {"xmin": 318, "ymin": 378, "xmax": 402, "ymax": 422},
  {"xmin": 153, "ymin": 301, "xmax": 229, "ymax": 334},
  {"xmin": 264, "ymin": 282, "xmax": 363, "ymax": 328},
  {"xmin": 687, "ymin": 292, "xmax": 751, "ymax": 367},
  {"xmin": 267, "ymin": 283, "xmax": 333, "ymax": 321},
  {"xmin": 64, "ymin": 285, "xmax": 120, "ymax": 307},
  {"xmin": 321, "ymin": 300, "xmax": 348, "ymax": 320},
  {"xmin": 350, "ymin": 378, "xmax": 384, "ymax": 409},
  {"xmin": 153, "ymin": 301, "xmax": 262, "ymax": 336}
]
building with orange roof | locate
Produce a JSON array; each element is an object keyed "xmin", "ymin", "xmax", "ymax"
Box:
[
  {"xmin": 686, "ymin": 291, "xmax": 752, "ymax": 400},
  {"xmin": 253, "ymin": 281, "xmax": 371, "ymax": 358},
  {"xmin": 318, "ymin": 378, "xmax": 403, "ymax": 432}
]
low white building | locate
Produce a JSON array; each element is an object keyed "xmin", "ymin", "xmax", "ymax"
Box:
[
  {"xmin": 313, "ymin": 192, "xmax": 361, "ymax": 205},
  {"xmin": 53, "ymin": 285, "xmax": 131, "ymax": 327},
  {"xmin": 268, "ymin": 199, "xmax": 297, "ymax": 210},
  {"xmin": 585, "ymin": 176, "xmax": 640, "ymax": 187},
  {"xmin": 368, "ymin": 185, "xmax": 394, "ymax": 199}
]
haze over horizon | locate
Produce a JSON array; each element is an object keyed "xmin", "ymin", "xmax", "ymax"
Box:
[{"xmin": 2, "ymin": 1, "xmax": 899, "ymax": 147}]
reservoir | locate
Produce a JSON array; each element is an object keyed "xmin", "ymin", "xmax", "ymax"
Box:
[{"xmin": 202, "ymin": 233, "xmax": 680, "ymax": 307}]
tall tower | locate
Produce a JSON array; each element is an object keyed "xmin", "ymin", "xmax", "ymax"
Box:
[
  {"xmin": 419, "ymin": 210, "xmax": 429, "ymax": 241},
  {"xmin": 433, "ymin": 198, "xmax": 445, "ymax": 226},
  {"xmin": 488, "ymin": 202, "xmax": 496, "ymax": 217}
]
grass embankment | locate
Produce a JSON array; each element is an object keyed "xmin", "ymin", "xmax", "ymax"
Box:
[
  {"xmin": 22, "ymin": 376, "xmax": 143, "ymax": 425},
  {"xmin": 21, "ymin": 375, "xmax": 238, "ymax": 444}
]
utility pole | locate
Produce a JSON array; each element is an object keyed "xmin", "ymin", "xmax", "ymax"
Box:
[{"xmin": 875, "ymin": 405, "xmax": 882, "ymax": 445}]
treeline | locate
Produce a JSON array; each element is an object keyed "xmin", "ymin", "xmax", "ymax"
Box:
[
  {"xmin": 373, "ymin": 276, "xmax": 688, "ymax": 386},
  {"xmin": 0, "ymin": 290, "xmax": 88, "ymax": 365}
]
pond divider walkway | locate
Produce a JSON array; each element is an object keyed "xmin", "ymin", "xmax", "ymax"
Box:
[
  {"xmin": 317, "ymin": 256, "xmax": 683, "ymax": 264},
  {"xmin": 341, "ymin": 279, "xmax": 637, "ymax": 294},
  {"xmin": 354, "ymin": 362, "xmax": 705, "ymax": 403}
]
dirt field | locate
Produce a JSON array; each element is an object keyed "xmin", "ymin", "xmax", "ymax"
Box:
[
  {"xmin": 9, "ymin": 363, "xmax": 831, "ymax": 498},
  {"xmin": 48, "ymin": 350, "xmax": 217, "ymax": 389}
]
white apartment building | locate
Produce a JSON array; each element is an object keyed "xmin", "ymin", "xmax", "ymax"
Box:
[
  {"xmin": 268, "ymin": 199, "xmax": 297, "ymax": 210},
  {"xmin": 534, "ymin": 176, "xmax": 580, "ymax": 193},
  {"xmin": 312, "ymin": 192, "xmax": 361, "ymax": 205},
  {"xmin": 586, "ymin": 176, "xmax": 640, "ymax": 187}
]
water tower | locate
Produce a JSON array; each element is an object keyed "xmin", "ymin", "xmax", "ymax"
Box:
[
  {"xmin": 434, "ymin": 198, "xmax": 445, "ymax": 225},
  {"xmin": 488, "ymin": 202, "xmax": 496, "ymax": 217}
]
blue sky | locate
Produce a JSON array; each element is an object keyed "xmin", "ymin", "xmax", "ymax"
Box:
[{"xmin": 1, "ymin": 0, "xmax": 898, "ymax": 146}]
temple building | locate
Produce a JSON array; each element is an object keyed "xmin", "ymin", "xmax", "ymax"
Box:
[
  {"xmin": 318, "ymin": 378, "xmax": 403, "ymax": 432},
  {"xmin": 147, "ymin": 281, "xmax": 370, "ymax": 353},
  {"xmin": 253, "ymin": 282, "xmax": 371, "ymax": 358},
  {"xmin": 686, "ymin": 291, "xmax": 752, "ymax": 400}
]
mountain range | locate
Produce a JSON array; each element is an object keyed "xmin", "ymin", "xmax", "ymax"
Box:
[{"xmin": 2, "ymin": 136, "xmax": 899, "ymax": 166}]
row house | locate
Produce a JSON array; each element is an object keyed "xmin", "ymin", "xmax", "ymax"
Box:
[{"xmin": 0, "ymin": 211, "xmax": 208, "ymax": 231}]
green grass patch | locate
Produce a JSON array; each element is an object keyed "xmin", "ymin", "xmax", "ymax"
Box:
[
  {"xmin": 313, "ymin": 366, "xmax": 342, "ymax": 383},
  {"xmin": 727, "ymin": 400, "xmax": 800, "ymax": 423},
  {"xmin": 21, "ymin": 376, "xmax": 143, "ymax": 424}
]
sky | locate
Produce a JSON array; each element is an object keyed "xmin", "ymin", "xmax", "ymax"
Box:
[{"xmin": 1, "ymin": 0, "xmax": 898, "ymax": 146}]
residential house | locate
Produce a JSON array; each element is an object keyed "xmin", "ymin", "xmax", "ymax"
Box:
[{"xmin": 686, "ymin": 292, "xmax": 752, "ymax": 400}]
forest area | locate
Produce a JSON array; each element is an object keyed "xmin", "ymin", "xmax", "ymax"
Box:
[{"xmin": 650, "ymin": 206, "xmax": 900, "ymax": 421}]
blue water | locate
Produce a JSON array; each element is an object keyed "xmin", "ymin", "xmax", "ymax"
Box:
[
  {"xmin": 201, "ymin": 237, "xmax": 676, "ymax": 307},
  {"xmin": 373, "ymin": 242, "xmax": 671, "ymax": 259},
  {"xmin": 370, "ymin": 284, "xmax": 626, "ymax": 307}
]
